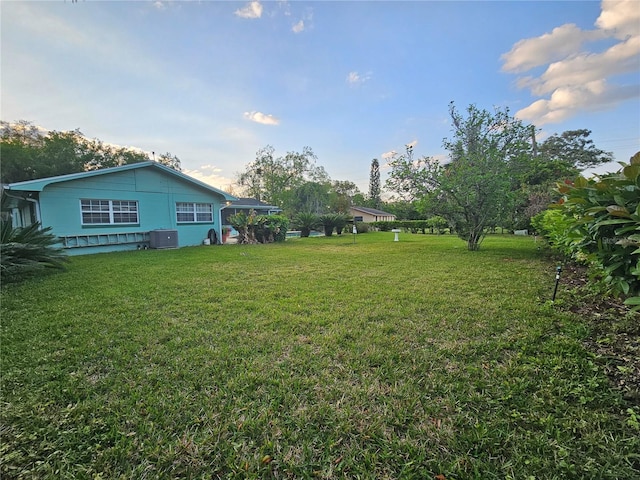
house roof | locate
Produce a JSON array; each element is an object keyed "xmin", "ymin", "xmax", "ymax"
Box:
[
  {"xmin": 350, "ymin": 206, "xmax": 396, "ymax": 216},
  {"xmin": 4, "ymin": 161, "xmax": 237, "ymax": 201},
  {"xmin": 226, "ymin": 198, "xmax": 281, "ymax": 210}
]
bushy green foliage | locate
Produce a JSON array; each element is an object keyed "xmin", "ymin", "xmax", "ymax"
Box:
[
  {"xmin": 371, "ymin": 217, "xmax": 449, "ymax": 234},
  {"xmin": 292, "ymin": 212, "xmax": 320, "ymax": 237},
  {"xmin": 255, "ymin": 214, "xmax": 289, "ymax": 243},
  {"xmin": 375, "ymin": 220, "xmax": 394, "ymax": 231},
  {"xmin": 229, "ymin": 210, "xmax": 288, "ymax": 244},
  {"xmin": 333, "ymin": 213, "xmax": 350, "ymax": 235},
  {"xmin": 0, "ymin": 219, "xmax": 67, "ymax": 281},
  {"xmin": 1, "ymin": 120, "xmax": 180, "ymax": 183},
  {"xmin": 354, "ymin": 221, "xmax": 369, "ymax": 233},
  {"xmin": 531, "ymin": 209, "xmax": 581, "ymax": 260},
  {"xmin": 535, "ymin": 154, "xmax": 640, "ymax": 304},
  {"xmin": 319, "ymin": 213, "xmax": 340, "ymax": 236}
]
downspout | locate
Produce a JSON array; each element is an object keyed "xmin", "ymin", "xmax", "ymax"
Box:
[
  {"xmin": 25, "ymin": 196, "xmax": 42, "ymax": 225},
  {"xmin": 218, "ymin": 202, "xmax": 227, "ymax": 245}
]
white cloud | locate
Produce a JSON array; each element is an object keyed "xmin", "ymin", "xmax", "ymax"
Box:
[
  {"xmin": 405, "ymin": 139, "xmax": 418, "ymax": 149},
  {"xmin": 292, "ymin": 20, "xmax": 305, "ymax": 34},
  {"xmin": 346, "ymin": 71, "xmax": 372, "ymax": 86},
  {"xmin": 516, "ymin": 80, "xmax": 639, "ymax": 124},
  {"xmin": 503, "ymin": 0, "xmax": 640, "ymax": 126},
  {"xmin": 381, "ymin": 150, "xmax": 397, "ymax": 160},
  {"xmin": 243, "ymin": 111, "xmax": 280, "ymax": 125},
  {"xmin": 501, "ymin": 24, "xmax": 604, "ymax": 73},
  {"xmin": 596, "ymin": 0, "xmax": 639, "ymax": 39},
  {"xmin": 234, "ymin": 1, "xmax": 263, "ymax": 19}
]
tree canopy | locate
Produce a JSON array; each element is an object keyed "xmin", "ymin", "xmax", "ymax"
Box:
[
  {"xmin": 387, "ymin": 103, "xmax": 533, "ymax": 250},
  {"xmin": 236, "ymin": 146, "xmax": 330, "ymax": 211},
  {"xmin": 1, "ymin": 120, "xmax": 181, "ymax": 184}
]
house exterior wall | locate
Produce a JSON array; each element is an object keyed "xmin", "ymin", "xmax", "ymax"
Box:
[
  {"xmin": 36, "ymin": 168, "xmax": 226, "ymax": 255},
  {"xmin": 349, "ymin": 208, "xmax": 396, "ymax": 223}
]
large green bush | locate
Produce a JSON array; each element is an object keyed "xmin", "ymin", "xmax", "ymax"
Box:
[
  {"xmin": 536, "ymin": 154, "xmax": 640, "ymax": 306},
  {"xmin": 530, "ymin": 209, "xmax": 582, "ymax": 261},
  {"xmin": 229, "ymin": 210, "xmax": 289, "ymax": 244}
]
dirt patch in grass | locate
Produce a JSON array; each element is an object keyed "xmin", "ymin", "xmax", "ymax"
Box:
[{"xmin": 560, "ymin": 263, "xmax": 640, "ymax": 405}]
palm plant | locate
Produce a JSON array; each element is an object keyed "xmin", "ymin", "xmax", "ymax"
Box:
[
  {"xmin": 1, "ymin": 219, "xmax": 68, "ymax": 281},
  {"xmin": 293, "ymin": 212, "xmax": 320, "ymax": 237},
  {"xmin": 333, "ymin": 213, "xmax": 350, "ymax": 235},
  {"xmin": 319, "ymin": 213, "xmax": 340, "ymax": 237}
]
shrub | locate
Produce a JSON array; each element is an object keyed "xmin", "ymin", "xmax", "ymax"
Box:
[
  {"xmin": 255, "ymin": 214, "xmax": 289, "ymax": 243},
  {"xmin": 319, "ymin": 213, "xmax": 340, "ymax": 237},
  {"xmin": 230, "ymin": 210, "xmax": 289, "ymax": 244},
  {"xmin": 531, "ymin": 209, "xmax": 581, "ymax": 260},
  {"xmin": 333, "ymin": 214, "xmax": 350, "ymax": 235},
  {"xmin": 293, "ymin": 212, "xmax": 320, "ymax": 238},
  {"xmin": 355, "ymin": 221, "xmax": 369, "ymax": 233},
  {"xmin": 1, "ymin": 219, "xmax": 67, "ymax": 282},
  {"xmin": 376, "ymin": 221, "xmax": 394, "ymax": 232},
  {"xmin": 426, "ymin": 216, "xmax": 449, "ymax": 234},
  {"xmin": 229, "ymin": 210, "xmax": 256, "ymax": 244},
  {"xmin": 537, "ymin": 153, "xmax": 640, "ymax": 305}
]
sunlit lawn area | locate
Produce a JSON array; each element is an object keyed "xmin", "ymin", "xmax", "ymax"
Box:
[{"xmin": 2, "ymin": 233, "xmax": 638, "ymax": 479}]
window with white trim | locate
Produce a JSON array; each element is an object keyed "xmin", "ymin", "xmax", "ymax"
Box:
[
  {"xmin": 176, "ymin": 202, "xmax": 213, "ymax": 223},
  {"xmin": 81, "ymin": 199, "xmax": 139, "ymax": 225}
]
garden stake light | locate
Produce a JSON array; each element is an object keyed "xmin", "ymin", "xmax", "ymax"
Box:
[{"xmin": 552, "ymin": 265, "xmax": 562, "ymax": 301}]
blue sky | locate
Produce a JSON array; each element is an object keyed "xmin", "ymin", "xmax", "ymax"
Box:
[{"xmin": 2, "ymin": 1, "xmax": 638, "ymax": 193}]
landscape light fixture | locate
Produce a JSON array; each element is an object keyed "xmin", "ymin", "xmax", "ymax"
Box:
[{"xmin": 552, "ymin": 265, "xmax": 562, "ymax": 301}]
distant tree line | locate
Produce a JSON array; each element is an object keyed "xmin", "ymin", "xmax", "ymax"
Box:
[{"xmin": 1, "ymin": 120, "xmax": 181, "ymax": 184}]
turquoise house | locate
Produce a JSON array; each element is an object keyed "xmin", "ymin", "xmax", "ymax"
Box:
[{"xmin": 2, "ymin": 161, "xmax": 237, "ymax": 255}]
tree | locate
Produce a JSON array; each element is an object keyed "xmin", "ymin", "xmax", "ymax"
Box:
[
  {"xmin": 539, "ymin": 129, "xmax": 613, "ymax": 170},
  {"xmin": 289, "ymin": 181, "xmax": 330, "ymax": 215},
  {"xmin": 368, "ymin": 158, "xmax": 381, "ymax": 208},
  {"xmin": 508, "ymin": 128, "xmax": 614, "ymax": 229},
  {"xmin": 0, "ymin": 120, "xmax": 165, "ymax": 183},
  {"xmin": 156, "ymin": 152, "xmax": 182, "ymax": 171},
  {"xmin": 385, "ymin": 145, "xmax": 437, "ymax": 202},
  {"xmin": 236, "ymin": 145, "xmax": 326, "ymax": 210},
  {"xmin": 329, "ymin": 180, "xmax": 362, "ymax": 213},
  {"xmin": 386, "ymin": 103, "xmax": 533, "ymax": 250}
]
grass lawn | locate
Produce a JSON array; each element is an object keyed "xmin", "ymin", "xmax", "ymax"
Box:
[{"xmin": 1, "ymin": 233, "xmax": 639, "ymax": 479}]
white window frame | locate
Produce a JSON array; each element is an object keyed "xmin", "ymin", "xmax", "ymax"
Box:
[
  {"xmin": 176, "ymin": 202, "xmax": 213, "ymax": 223},
  {"xmin": 80, "ymin": 199, "xmax": 139, "ymax": 225}
]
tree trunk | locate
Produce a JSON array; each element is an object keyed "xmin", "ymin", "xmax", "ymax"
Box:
[{"xmin": 467, "ymin": 230, "xmax": 482, "ymax": 251}]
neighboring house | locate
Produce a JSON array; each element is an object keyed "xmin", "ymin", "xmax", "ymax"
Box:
[
  {"xmin": 221, "ymin": 198, "xmax": 282, "ymax": 225},
  {"xmin": 349, "ymin": 206, "xmax": 396, "ymax": 223},
  {"xmin": 1, "ymin": 161, "xmax": 237, "ymax": 255}
]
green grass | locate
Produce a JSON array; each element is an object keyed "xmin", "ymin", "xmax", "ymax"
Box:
[{"xmin": 2, "ymin": 233, "xmax": 638, "ymax": 479}]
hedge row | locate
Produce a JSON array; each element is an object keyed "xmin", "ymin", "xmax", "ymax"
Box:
[{"xmin": 370, "ymin": 217, "xmax": 449, "ymax": 234}]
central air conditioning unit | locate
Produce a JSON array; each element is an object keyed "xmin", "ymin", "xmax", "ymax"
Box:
[{"xmin": 149, "ymin": 229, "xmax": 178, "ymax": 249}]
